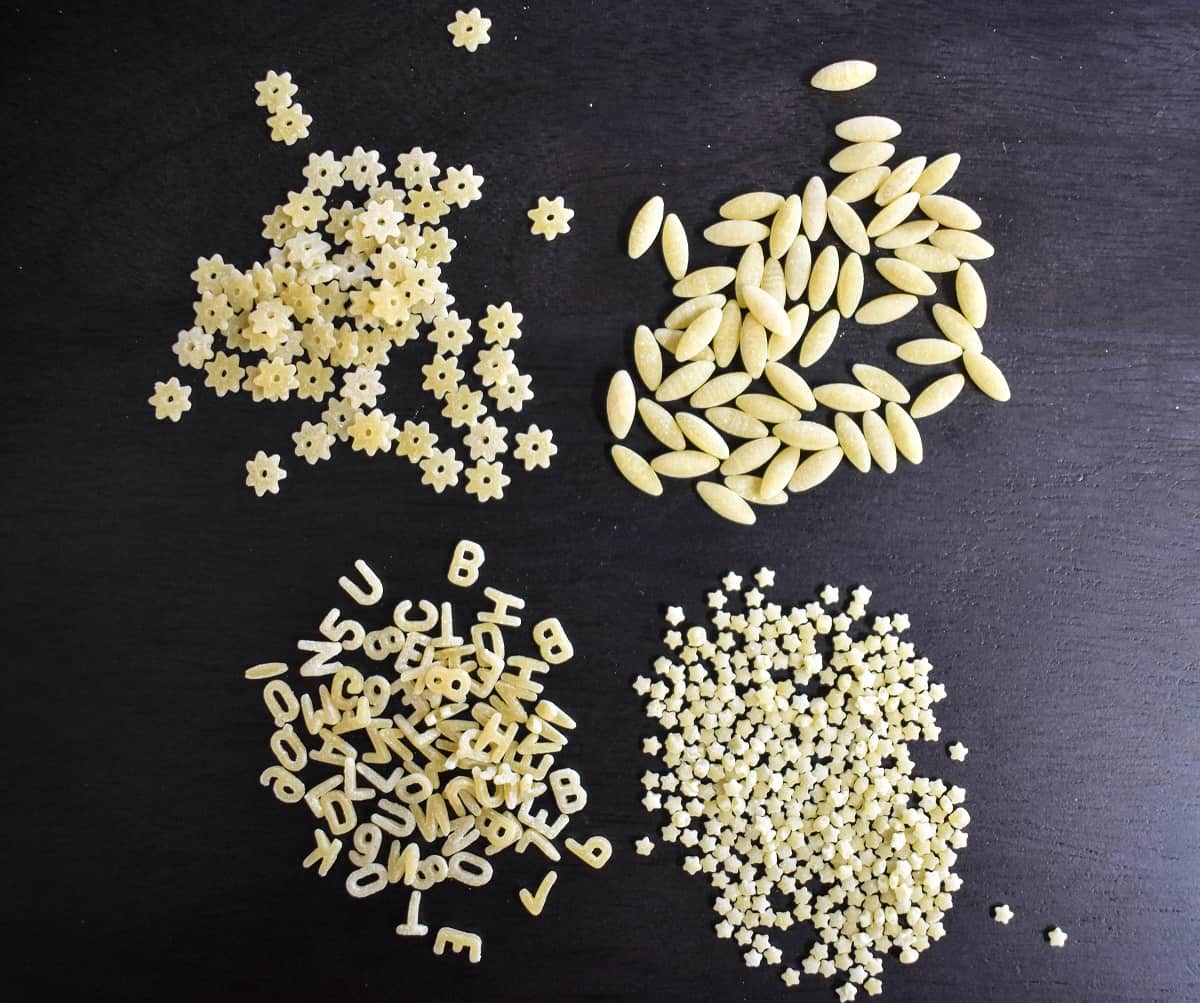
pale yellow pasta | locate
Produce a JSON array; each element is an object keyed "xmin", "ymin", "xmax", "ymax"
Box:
[
  {"xmin": 736, "ymin": 393, "xmax": 802, "ymax": 424},
  {"xmin": 801, "ymin": 176, "xmax": 827, "ymax": 241},
  {"xmin": 798, "ymin": 309, "xmax": 840, "ymax": 369},
  {"xmin": 912, "ymin": 152, "xmax": 961, "ymax": 195},
  {"xmin": 836, "ymin": 252, "xmax": 864, "ymax": 318},
  {"xmin": 855, "ymin": 293, "xmax": 918, "ymax": 325},
  {"xmin": 655, "ymin": 359, "xmax": 715, "ymax": 402},
  {"xmin": 829, "ymin": 142, "xmax": 895, "ymax": 174},
  {"xmin": 689, "ymin": 371, "xmax": 753, "ymax": 409},
  {"xmin": 712, "ymin": 301, "xmax": 743, "ymax": 368},
  {"xmin": 734, "ymin": 242, "xmax": 764, "ymax": 307},
  {"xmin": 628, "ymin": 195, "xmax": 665, "ymax": 258},
  {"xmin": 909, "ymin": 373, "xmax": 966, "ymax": 418},
  {"xmin": 831, "ymin": 165, "xmax": 891, "ymax": 204},
  {"xmin": 774, "ymin": 419, "xmax": 839, "ymax": 450},
  {"xmin": 664, "ymin": 293, "xmax": 726, "ymax": 330},
  {"xmin": 962, "ymin": 351, "xmax": 1011, "ymax": 401},
  {"xmin": 788, "ymin": 445, "xmax": 844, "ymax": 491},
  {"xmin": 720, "ymin": 435, "xmax": 782, "ymax": 476},
  {"xmin": 851, "ymin": 363, "xmax": 910, "ymax": 404},
  {"xmin": 769, "ymin": 194, "xmax": 803, "ymax": 259},
  {"xmin": 723, "ymin": 474, "xmax": 788, "ymax": 505},
  {"xmin": 633, "ymin": 324, "xmax": 663, "ymax": 391},
  {"xmin": 955, "ymin": 262, "xmax": 988, "ymax": 328},
  {"xmin": 928, "ymin": 229, "xmax": 995, "ymax": 261},
  {"xmin": 738, "ymin": 314, "xmax": 768, "ymax": 379},
  {"xmin": 675, "ymin": 411, "xmax": 730, "ymax": 459},
  {"xmin": 834, "ymin": 115, "xmax": 901, "ymax": 143},
  {"xmin": 834, "ymin": 412, "xmax": 871, "ymax": 472},
  {"xmin": 661, "ymin": 212, "xmax": 689, "ymax": 280},
  {"xmin": 719, "ymin": 191, "xmax": 785, "ymax": 220},
  {"xmin": 673, "ymin": 266, "xmax": 736, "ymax": 299},
  {"xmin": 875, "ymin": 156, "xmax": 927, "ymax": 205},
  {"xmin": 875, "ymin": 257, "xmax": 936, "ymax": 296},
  {"xmin": 894, "ymin": 243, "xmax": 959, "ymax": 273},
  {"xmin": 932, "ymin": 303, "xmax": 983, "ymax": 352},
  {"xmin": 611, "ymin": 444, "xmax": 663, "ymax": 495},
  {"xmin": 638, "ymin": 398, "xmax": 688, "ymax": 450},
  {"xmin": 675, "ymin": 306, "xmax": 724, "ymax": 361},
  {"xmin": 763, "ymin": 361, "xmax": 816, "ymax": 411},
  {"xmin": 885, "ymin": 402, "xmax": 923, "ymax": 463},
  {"xmin": 606, "ymin": 369, "xmax": 636, "ymax": 438},
  {"xmin": 651, "ymin": 450, "xmax": 721, "ymax": 478},
  {"xmin": 861, "ymin": 409, "xmax": 897, "ymax": 474},
  {"xmin": 695, "ymin": 480, "xmax": 756, "ymax": 524},
  {"xmin": 807, "ymin": 245, "xmax": 839, "ymax": 311},
  {"xmin": 704, "ymin": 219, "xmax": 771, "ymax": 247},
  {"xmin": 810, "ymin": 59, "xmax": 877, "ymax": 91},
  {"xmin": 742, "ymin": 287, "xmax": 792, "ymax": 338},
  {"xmin": 919, "ymin": 194, "xmax": 982, "ymax": 231},
  {"xmin": 866, "ymin": 191, "xmax": 921, "ymax": 238},
  {"xmin": 825, "ymin": 196, "xmax": 869, "ymax": 255},
  {"xmin": 815, "ymin": 383, "xmax": 882, "ymax": 413},
  {"xmin": 760, "ymin": 257, "xmax": 786, "ymax": 306},
  {"xmin": 897, "ymin": 338, "xmax": 964, "ymax": 366},
  {"xmin": 874, "ymin": 218, "xmax": 939, "ymax": 250},
  {"xmin": 705, "ymin": 406, "xmax": 769, "ymax": 440},
  {"xmin": 761, "ymin": 445, "xmax": 803, "ymax": 498},
  {"xmin": 766, "ymin": 304, "xmax": 808, "ymax": 361},
  {"xmin": 784, "ymin": 234, "xmax": 812, "ymax": 300}
]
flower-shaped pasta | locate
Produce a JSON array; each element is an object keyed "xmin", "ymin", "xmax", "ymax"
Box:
[
  {"xmin": 341, "ymin": 365, "xmax": 385, "ymax": 407},
  {"xmin": 420, "ymin": 446, "xmax": 463, "ymax": 493},
  {"xmin": 368, "ymin": 280, "xmax": 410, "ymax": 327},
  {"xmin": 369, "ymin": 243, "xmax": 414, "ymax": 283},
  {"xmin": 302, "ymin": 150, "xmax": 345, "ymax": 195},
  {"xmin": 348, "ymin": 408, "xmax": 398, "ymax": 456},
  {"xmin": 396, "ymin": 420, "xmax": 439, "ymax": 462},
  {"xmin": 253, "ymin": 358, "xmax": 299, "ymax": 401},
  {"xmin": 254, "ymin": 71, "xmax": 297, "ymax": 112},
  {"xmin": 292, "ymin": 420, "xmax": 335, "ymax": 464},
  {"xmin": 222, "ymin": 269, "xmax": 257, "ymax": 312},
  {"xmin": 191, "ymin": 254, "xmax": 233, "ymax": 295},
  {"xmin": 266, "ymin": 103, "xmax": 312, "ymax": 146},
  {"xmin": 421, "ymin": 353, "xmax": 464, "ymax": 399},
  {"xmin": 441, "ymin": 384, "xmax": 486, "ymax": 428},
  {"xmin": 447, "ymin": 8, "xmax": 492, "ymax": 52},
  {"xmin": 242, "ymin": 364, "xmax": 265, "ymax": 402},
  {"xmin": 173, "ymin": 327, "xmax": 215, "ymax": 369},
  {"xmin": 513, "ymin": 424, "xmax": 558, "ymax": 470},
  {"xmin": 479, "ymin": 302, "xmax": 523, "ymax": 347},
  {"xmin": 295, "ymin": 358, "xmax": 335, "ymax": 401},
  {"xmin": 527, "ymin": 195, "xmax": 574, "ymax": 240},
  {"xmin": 342, "ymin": 146, "xmax": 385, "ymax": 191},
  {"xmin": 355, "ymin": 329, "xmax": 391, "ymax": 369},
  {"xmin": 326, "ymin": 201, "xmax": 358, "ymax": 243},
  {"xmin": 194, "ymin": 291, "xmax": 234, "ymax": 334},
  {"xmin": 463, "ymin": 416, "xmax": 508, "ymax": 462},
  {"xmin": 204, "ymin": 351, "xmax": 244, "ymax": 397},
  {"xmin": 261, "ymin": 205, "xmax": 299, "ymax": 247},
  {"xmin": 490, "ymin": 370, "xmax": 534, "ymax": 412},
  {"xmin": 438, "ymin": 165, "xmax": 484, "ymax": 209},
  {"xmin": 405, "ymin": 186, "xmax": 450, "ymax": 226},
  {"xmin": 283, "ymin": 188, "xmax": 328, "ymax": 231},
  {"xmin": 322, "ymin": 395, "xmax": 360, "ymax": 442},
  {"xmin": 429, "ymin": 311, "xmax": 472, "ymax": 355},
  {"xmin": 329, "ymin": 324, "xmax": 360, "ymax": 368},
  {"xmin": 359, "ymin": 198, "xmax": 405, "ymax": 242},
  {"xmin": 148, "ymin": 377, "xmax": 192, "ymax": 422},
  {"xmin": 473, "ymin": 345, "xmax": 516, "ymax": 387},
  {"xmin": 245, "ymin": 450, "xmax": 287, "ymax": 496},
  {"xmin": 395, "ymin": 146, "xmax": 439, "ymax": 188},
  {"xmin": 465, "ymin": 459, "xmax": 510, "ymax": 502},
  {"xmin": 247, "ymin": 298, "xmax": 293, "ymax": 353},
  {"xmin": 417, "ymin": 226, "xmax": 457, "ymax": 267}
]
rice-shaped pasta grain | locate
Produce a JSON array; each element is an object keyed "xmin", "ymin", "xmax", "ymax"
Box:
[
  {"xmin": 851, "ymin": 363, "xmax": 910, "ymax": 404},
  {"xmin": 962, "ymin": 351, "xmax": 1011, "ymax": 402},
  {"xmin": 638, "ymin": 397, "xmax": 687, "ymax": 450},
  {"xmin": 720, "ymin": 436, "xmax": 782, "ymax": 476},
  {"xmin": 885, "ymin": 402, "xmax": 923, "ymax": 464},
  {"xmin": 814, "ymin": 383, "xmax": 881, "ymax": 413},
  {"xmin": 633, "ymin": 324, "xmax": 663, "ymax": 391},
  {"xmin": 675, "ymin": 411, "xmax": 730, "ymax": 459},
  {"xmin": 661, "ymin": 212, "xmax": 689, "ymax": 280},
  {"xmin": 788, "ymin": 446, "xmax": 844, "ymax": 491},
  {"xmin": 835, "ymin": 115, "xmax": 901, "ymax": 143},
  {"xmin": 829, "ymin": 142, "xmax": 895, "ymax": 174},
  {"xmin": 855, "ymin": 293, "xmax": 918, "ymax": 325},
  {"xmin": 690, "ymin": 371, "xmax": 753, "ymax": 409},
  {"xmin": 861, "ymin": 409, "xmax": 897, "ymax": 474},
  {"xmin": 798, "ymin": 309, "xmax": 840, "ymax": 369},
  {"xmin": 826, "ymin": 196, "xmax": 870, "ymax": 255},
  {"xmin": 909, "ymin": 373, "xmax": 965, "ymax": 418},
  {"xmin": 611, "ymin": 444, "xmax": 663, "ymax": 495},
  {"xmin": 651, "ymin": 450, "xmax": 720, "ymax": 478},
  {"xmin": 837, "ymin": 252, "xmax": 865, "ymax": 318},
  {"xmin": 606, "ymin": 369, "xmax": 636, "ymax": 438},
  {"xmin": 931, "ymin": 303, "xmax": 982, "ymax": 352},
  {"xmin": 704, "ymin": 219, "xmax": 770, "ymax": 247},
  {"xmin": 912, "ymin": 153, "xmax": 961, "ymax": 195},
  {"xmin": 834, "ymin": 412, "xmax": 871, "ymax": 472},
  {"xmin": 720, "ymin": 191, "xmax": 785, "ymax": 220},
  {"xmin": 897, "ymin": 338, "xmax": 964, "ymax": 366},
  {"xmin": 628, "ymin": 196, "xmax": 665, "ymax": 259},
  {"xmin": 955, "ymin": 263, "xmax": 988, "ymax": 328},
  {"xmin": 655, "ymin": 360, "xmax": 715, "ymax": 402},
  {"xmin": 811, "ymin": 59, "xmax": 877, "ymax": 92},
  {"xmin": 696, "ymin": 481, "xmax": 756, "ymax": 525}
]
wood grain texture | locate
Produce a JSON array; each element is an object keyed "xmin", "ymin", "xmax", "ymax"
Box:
[{"xmin": 1, "ymin": 1, "xmax": 1198, "ymax": 1001}]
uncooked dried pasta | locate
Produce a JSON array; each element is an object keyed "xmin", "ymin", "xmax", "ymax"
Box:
[
  {"xmin": 695, "ymin": 481, "xmax": 756, "ymax": 524},
  {"xmin": 606, "ymin": 62, "xmax": 1009, "ymax": 516},
  {"xmin": 612, "ymin": 444, "xmax": 664, "ymax": 495},
  {"xmin": 247, "ymin": 543, "xmax": 606, "ymax": 963},
  {"xmin": 811, "ymin": 59, "xmax": 878, "ymax": 91},
  {"xmin": 607, "ymin": 370, "xmax": 636, "ymax": 439}
]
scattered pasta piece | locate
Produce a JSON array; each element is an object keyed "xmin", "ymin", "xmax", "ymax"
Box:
[
  {"xmin": 993, "ymin": 903, "xmax": 1014, "ymax": 925},
  {"xmin": 246, "ymin": 542, "xmax": 608, "ymax": 962},
  {"xmin": 245, "ymin": 451, "xmax": 286, "ymax": 496},
  {"xmin": 1046, "ymin": 927, "xmax": 1068, "ymax": 948},
  {"xmin": 528, "ymin": 195, "xmax": 574, "ymax": 240},
  {"xmin": 947, "ymin": 741, "xmax": 968, "ymax": 761},
  {"xmin": 447, "ymin": 8, "xmax": 492, "ymax": 52},
  {"xmin": 635, "ymin": 572, "xmax": 967, "ymax": 997},
  {"xmin": 152, "ymin": 77, "xmax": 555, "ymax": 498},
  {"xmin": 609, "ymin": 64, "xmax": 1006, "ymax": 519},
  {"xmin": 635, "ymin": 837, "xmax": 655, "ymax": 856}
]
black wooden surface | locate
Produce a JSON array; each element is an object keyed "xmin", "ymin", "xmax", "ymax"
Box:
[{"xmin": 2, "ymin": 1, "xmax": 1198, "ymax": 1000}]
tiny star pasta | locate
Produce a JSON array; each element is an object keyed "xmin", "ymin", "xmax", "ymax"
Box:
[{"xmin": 527, "ymin": 195, "xmax": 575, "ymax": 240}]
